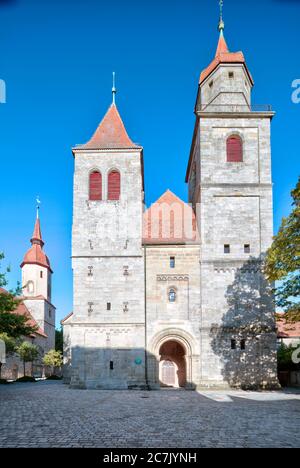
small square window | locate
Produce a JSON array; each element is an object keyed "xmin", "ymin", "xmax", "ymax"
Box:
[
  {"xmin": 231, "ymin": 339, "xmax": 236, "ymax": 350},
  {"xmin": 170, "ymin": 257, "xmax": 175, "ymax": 269},
  {"xmin": 49, "ymin": 309, "xmax": 52, "ymax": 318},
  {"xmin": 40, "ymin": 271, "xmax": 43, "ymax": 278},
  {"xmin": 244, "ymin": 244, "xmax": 250, "ymax": 254},
  {"xmin": 229, "ymin": 71, "xmax": 234, "ymax": 79},
  {"xmin": 209, "ymin": 80, "xmax": 214, "ymax": 89},
  {"xmin": 107, "ymin": 303, "xmax": 111, "ymax": 311},
  {"xmin": 241, "ymin": 340, "xmax": 246, "ymax": 351},
  {"xmin": 224, "ymin": 244, "xmax": 230, "ymax": 254},
  {"xmin": 109, "ymin": 361, "xmax": 114, "ymax": 370}
]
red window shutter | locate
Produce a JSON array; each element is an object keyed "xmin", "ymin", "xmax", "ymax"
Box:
[
  {"xmin": 89, "ymin": 171, "xmax": 102, "ymax": 200},
  {"xmin": 227, "ymin": 136, "xmax": 243, "ymax": 162},
  {"xmin": 108, "ymin": 171, "xmax": 120, "ymax": 200}
]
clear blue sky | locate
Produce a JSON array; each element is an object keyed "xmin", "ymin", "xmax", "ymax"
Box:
[{"xmin": 0, "ymin": 0, "xmax": 299, "ymax": 326}]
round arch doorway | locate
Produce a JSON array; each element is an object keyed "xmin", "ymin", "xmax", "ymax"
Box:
[{"xmin": 159, "ymin": 340, "xmax": 186, "ymax": 388}]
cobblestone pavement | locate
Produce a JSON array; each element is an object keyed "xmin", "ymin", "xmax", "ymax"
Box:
[{"xmin": 0, "ymin": 381, "xmax": 300, "ymax": 448}]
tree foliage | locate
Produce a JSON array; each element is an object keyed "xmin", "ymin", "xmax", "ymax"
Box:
[
  {"xmin": 16, "ymin": 342, "xmax": 39, "ymax": 377},
  {"xmin": 0, "ymin": 253, "xmax": 37, "ymax": 338},
  {"xmin": 277, "ymin": 343, "xmax": 300, "ymax": 371},
  {"xmin": 55, "ymin": 327, "xmax": 63, "ymax": 353},
  {"xmin": 265, "ymin": 178, "xmax": 300, "ymax": 322},
  {"xmin": 43, "ymin": 349, "xmax": 63, "ymax": 375},
  {"xmin": 0, "ymin": 332, "xmax": 16, "ymax": 379}
]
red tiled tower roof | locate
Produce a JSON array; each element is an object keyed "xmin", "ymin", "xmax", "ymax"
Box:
[
  {"xmin": 21, "ymin": 216, "xmax": 52, "ymax": 273},
  {"xmin": 75, "ymin": 103, "xmax": 140, "ymax": 150},
  {"xmin": 143, "ymin": 190, "xmax": 199, "ymax": 245},
  {"xmin": 199, "ymin": 30, "xmax": 253, "ymax": 85}
]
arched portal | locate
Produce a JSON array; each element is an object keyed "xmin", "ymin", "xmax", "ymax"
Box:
[{"xmin": 159, "ymin": 340, "xmax": 186, "ymax": 388}]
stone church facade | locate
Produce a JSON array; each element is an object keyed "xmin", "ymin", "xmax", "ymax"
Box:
[{"xmin": 62, "ymin": 21, "xmax": 279, "ymax": 390}]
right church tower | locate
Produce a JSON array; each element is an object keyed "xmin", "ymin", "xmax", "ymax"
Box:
[{"xmin": 186, "ymin": 12, "xmax": 280, "ymax": 389}]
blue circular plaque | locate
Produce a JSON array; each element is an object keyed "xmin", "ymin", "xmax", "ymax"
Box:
[{"xmin": 135, "ymin": 358, "xmax": 142, "ymax": 365}]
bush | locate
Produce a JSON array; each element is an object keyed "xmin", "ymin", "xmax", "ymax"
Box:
[
  {"xmin": 278, "ymin": 343, "xmax": 300, "ymax": 371},
  {"xmin": 16, "ymin": 376, "xmax": 36, "ymax": 383},
  {"xmin": 0, "ymin": 378, "xmax": 10, "ymax": 385},
  {"xmin": 46, "ymin": 375, "xmax": 62, "ymax": 380}
]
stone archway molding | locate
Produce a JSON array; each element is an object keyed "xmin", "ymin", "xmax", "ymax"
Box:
[
  {"xmin": 148, "ymin": 328, "xmax": 197, "ymax": 388},
  {"xmin": 149, "ymin": 328, "xmax": 196, "ymax": 357}
]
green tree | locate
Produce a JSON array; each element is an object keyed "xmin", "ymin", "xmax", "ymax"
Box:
[
  {"xmin": 16, "ymin": 342, "xmax": 39, "ymax": 377},
  {"xmin": 265, "ymin": 178, "xmax": 300, "ymax": 322},
  {"xmin": 0, "ymin": 332, "xmax": 16, "ymax": 379},
  {"xmin": 0, "ymin": 253, "xmax": 38, "ymax": 338},
  {"xmin": 55, "ymin": 327, "xmax": 63, "ymax": 353},
  {"xmin": 43, "ymin": 349, "xmax": 63, "ymax": 376},
  {"xmin": 277, "ymin": 343, "xmax": 300, "ymax": 371}
]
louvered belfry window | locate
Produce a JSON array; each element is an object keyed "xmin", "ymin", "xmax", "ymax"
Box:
[
  {"xmin": 89, "ymin": 171, "xmax": 102, "ymax": 201},
  {"xmin": 108, "ymin": 170, "xmax": 121, "ymax": 201},
  {"xmin": 227, "ymin": 136, "xmax": 243, "ymax": 162}
]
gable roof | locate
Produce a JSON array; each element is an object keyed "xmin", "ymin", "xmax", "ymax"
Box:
[
  {"xmin": 143, "ymin": 190, "xmax": 199, "ymax": 245},
  {"xmin": 61, "ymin": 311, "xmax": 73, "ymax": 325}
]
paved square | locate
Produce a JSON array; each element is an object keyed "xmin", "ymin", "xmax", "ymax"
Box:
[{"xmin": 0, "ymin": 381, "xmax": 300, "ymax": 448}]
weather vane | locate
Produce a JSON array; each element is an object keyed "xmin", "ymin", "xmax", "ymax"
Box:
[
  {"xmin": 112, "ymin": 72, "xmax": 116, "ymax": 105},
  {"xmin": 218, "ymin": 0, "xmax": 225, "ymax": 32},
  {"xmin": 36, "ymin": 196, "xmax": 41, "ymax": 218}
]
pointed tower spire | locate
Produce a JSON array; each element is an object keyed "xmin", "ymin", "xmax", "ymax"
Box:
[
  {"xmin": 112, "ymin": 72, "xmax": 116, "ymax": 105},
  {"xmin": 31, "ymin": 197, "xmax": 44, "ymax": 247},
  {"xmin": 21, "ymin": 207, "xmax": 52, "ymax": 272},
  {"xmin": 199, "ymin": 0, "xmax": 253, "ymax": 85},
  {"xmin": 216, "ymin": 0, "xmax": 229, "ymax": 57}
]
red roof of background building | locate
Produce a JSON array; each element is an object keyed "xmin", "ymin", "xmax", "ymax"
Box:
[
  {"xmin": 75, "ymin": 103, "xmax": 140, "ymax": 150},
  {"xmin": 0, "ymin": 288, "xmax": 47, "ymax": 338},
  {"xmin": 277, "ymin": 315, "xmax": 300, "ymax": 338},
  {"xmin": 199, "ymin": 31, "xmax": 253, "ymax": 85},
  {"xmin": 143, "ymin": 190, "xmax": 199, "ymax": 245}
]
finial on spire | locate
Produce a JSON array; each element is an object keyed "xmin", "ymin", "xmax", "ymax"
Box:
[
  {"xmin": 36, "ymin": 196, "xmax": 41, "ymax": 219},
  {"xmin": 218, "ymin": 0, "xmax": 225, "ymax": 32},
  {"xmin": 112, "ymin": 72, "xmax": 116, "ymax": 105}
]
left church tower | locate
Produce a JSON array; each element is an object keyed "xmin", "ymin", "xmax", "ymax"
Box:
[
  {"xmin": 65, "ymin": 88, "xmax": 146, "ymax": 389},
  {"xmin": 21, "ymin": 212, "xmax": 55, "ymax": 351}
]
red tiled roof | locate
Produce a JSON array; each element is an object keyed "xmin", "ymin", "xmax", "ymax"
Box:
[
  {"xmin": 21, "ymin": 216, "xmax": 52, "ymax": 273},
  {"xmin": 277, "ymin": 316, "xmax": 300, "ymax": 338},
  {"xmin": 31, "ymin": 218, "xmax": 44, "ymax": 247},
  {"xmin": 199, "ymin": 31, "xmax": 253, "ymax": 85},
  {"xmin": 215, "ymin": 30, "xmax": 229, "ymax": 56},
  {"xmin": 0, "ymin": 288, "xmax": 47, "ymax": 338},
  {"xmin": 75, "ymin": 103, "xmax": 140, "ymax": 150},
  {"xmin": 21, "ymin": 244, "xmax": 52, "ymax": 273},
  {"xmin": 143, "ymin": 190, "xmax": 199, "ymax": 245}
]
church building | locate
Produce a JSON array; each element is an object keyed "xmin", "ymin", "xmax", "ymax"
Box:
[
  {"xmin": 62, "ymin": 14, "xmax": 279, "ymax": 390},
  {"xmin": 1, "ymin": 214, "xmax": 56, "ymax": 379}
]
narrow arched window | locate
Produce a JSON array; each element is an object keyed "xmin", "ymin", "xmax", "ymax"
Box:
[
  {"xmin": 108, "ymin": 170, "xmax": 121, "ymax": 201},
  {"xmin": 168, "ymin": 288, "xmax": 176, "ymax": 303},
  {"xmin": 89, "ymin": 171, "xmax": 102, "ymax": 201},
  {"xmin": 227, "ymin": 135, "xmax": 243, "ymax": 162},
  {"xmin": 27, "ymin": 281, "xmax": 34, "ymax": 294}
]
